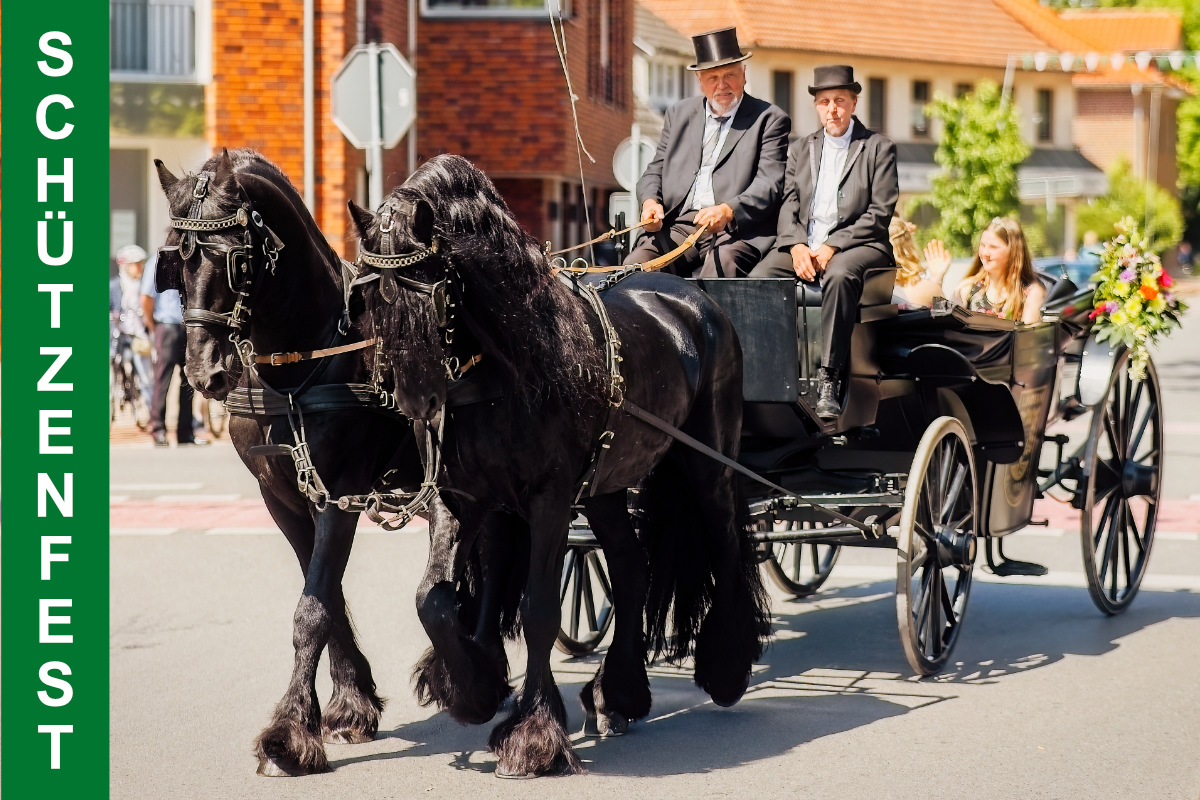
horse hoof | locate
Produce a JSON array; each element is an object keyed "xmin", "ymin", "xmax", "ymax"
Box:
[
  {"xmin": 324, "ymin": 728, "xmax": 374, "ymax": 745},
  {"xmin": 598, "ymin": 712, "xmax": 628, "ymax": 737},
  {"xmin": 494, "ymin": 765, "xmax": 534, "ymax": 780},
  {"xmin": 257, "ymin": 757, "xmax": 306, "ymax": 778},
  {"xmin": 580, "ymin": 713, "xmax": 601, "ymax": 738}
]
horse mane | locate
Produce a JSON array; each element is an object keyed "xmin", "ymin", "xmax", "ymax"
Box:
[
  {"xmin": 166, "ymin": 148, "xmax": 342, "ymax": 285},
  {"xmin": 375, "ymin": 154, "xmax": 607, "ymax": 423}
]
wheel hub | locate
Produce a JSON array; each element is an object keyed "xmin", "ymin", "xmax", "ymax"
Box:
[
  {"xmin": 1121, "ymin": 460, "xmax": 1157, "ymax": 498},
  {"xmin": 934, "ymin": 527, "xmax": 976, "ymax": 569}
]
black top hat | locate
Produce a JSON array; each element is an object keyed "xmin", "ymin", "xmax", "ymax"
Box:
[
  {"xmin": 808, "ymin": 65, "xmax": 862, "ymax": 96},
  {"xmin": 687, "ymin": 28, "xmax": 751, "ymax": 71}
]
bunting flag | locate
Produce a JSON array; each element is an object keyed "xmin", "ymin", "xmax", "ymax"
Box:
[{"xmin": 1018, "ymin": 49, "xmax": 1200, "ymax": 74}]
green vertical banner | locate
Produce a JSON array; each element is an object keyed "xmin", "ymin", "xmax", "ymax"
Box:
[{"xmin": 2, "ymin": 3, "xmax": 110, "ymax": 797}]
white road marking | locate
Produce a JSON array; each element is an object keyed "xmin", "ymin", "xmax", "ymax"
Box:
[
  {"xmin": 110, "ymin": 495, "xmax": 130, "ymax": 504},
  {"xmin": 111, "ymin": 482, "xmax": 203, "ymax": 492},
  {"xmin": 111, "ymin": 528, "xmax": 178, "ymax": 536},
  {"xmin": 1157, "ymin": 530, "xmax": 1200, "ymax": 541},
  {"xmin": 153, "ymin": 494, "xmax": 241, "ymax": 503}
]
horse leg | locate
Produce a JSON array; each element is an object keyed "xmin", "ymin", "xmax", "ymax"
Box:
[
  {"xmin": 468, "ymin": 512, "xmax": 524, "ymax": 685},
  {"xmin": 260, "ymin": 494, "xmax": 384, "ymax": 746},
  {"xmin": 488, "ymin": 501, "xmax": 583, "ymax": 777},
  {"xmin": 254, "ymin": 506, "xmax": 361, "ymax": 776},
  {"xmin": 412, "ymin": 497, "xmax": 512, "ymax": 724},
  {"xmin": 578, "ymin": 491, "xmax": 650, "ymax": 736}
]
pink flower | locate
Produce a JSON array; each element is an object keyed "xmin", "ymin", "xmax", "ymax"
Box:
[
  {"xmin": 1106, "ymin": 300, "xmax": 1120, "ymax": 313},
  {"xmin": 1160, "ymin": 273, "xmax": 1174, "ymax": 288},
  {"xmin": 1119, "ymin": 269, "xmax": 1136, "ymax": 282}
]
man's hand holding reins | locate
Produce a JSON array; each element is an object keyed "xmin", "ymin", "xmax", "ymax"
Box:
[
  {"xmin": 641, "ymin": 199, "xmax": 666, "ymax": 233},
  {"xmin": 694, "ymin": 203, "xmax": 734, "ymax": 234}
]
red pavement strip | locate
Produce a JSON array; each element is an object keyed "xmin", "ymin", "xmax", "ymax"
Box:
[
  {"xmin": 109, "ymin": 499, "xmax": 427, "ymax": 534},
  {"xmin": 109, "ymin": 497, "xmax": 1195, "ymax": 536}
]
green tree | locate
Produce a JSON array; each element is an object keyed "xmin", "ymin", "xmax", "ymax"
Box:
[
  {"xmin": 913, "ymin": 81, "xmax": 1030, "ymax": 254},
  {"xmin": 1077, "ymin": 157, "xmax": 1184, "ymax": 251}
]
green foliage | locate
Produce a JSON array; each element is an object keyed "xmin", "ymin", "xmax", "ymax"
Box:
[
  {"xmin": 1077, "ymin": 158, "xmax": 1184, "ymax": 252},
  {"xmin": 917, "ymin": 82, "xmax": 1031, "ymax": 254}
]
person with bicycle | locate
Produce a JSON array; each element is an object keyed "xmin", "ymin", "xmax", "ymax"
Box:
[{"xmin": 110, "ymin": 245, "xmax": 154, "ymax": 427}]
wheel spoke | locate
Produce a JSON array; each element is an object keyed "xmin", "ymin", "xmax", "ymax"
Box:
[
  {"xmin": 1126, "ymin": 401, "xmax": 1156, "ymax": 461},
  {"xmin": 941, "ymin": 463, "xmax": 968, "ymax": 526},
  {"xmin": 1126, "ymin": 505, "xmax": 1145, "ymax": 556},
  {"xmin": 926, "ymin": 569, "xmax": 943, "ymax": 657},
  {"xmin": 1121, "ymin": 503, "xmax": 1133, "ymax": 593},
  {"xmin": 588, "ymin": 551, "xmax": 613, "ymax": 599},
  {"xmin": 570, "ymin": 555, "xmax": 585, "ymax": 639},
  {"xmin": 939, "ymin": 570, "xmax": 958, "ymax": 629},
  {"xmin": 1098, "ymin": 501, "xmax": 1120, "ymax": 585},
  {"xmin": 1093, "ymin": 492, "xmax": 1119, "ymax": 548},
  {"xmin": 1103, "ymin": 409, "xmax": 1122, "ymax": 461},
  {"xmin": 1135, "ymin": 448, "xmax": 1160, "ymax": 466},
  {"xmin": 559, "ymin": 548, "xmax": 577, "ymax": 603},
  {"xmin": 580, "ymin": 555, "xmax": 598, "ymax": 633}
]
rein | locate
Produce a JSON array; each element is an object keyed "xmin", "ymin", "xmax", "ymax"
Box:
[{"xmin": 550, "ymin": 223, "xmax": 709, "ymax": 276}]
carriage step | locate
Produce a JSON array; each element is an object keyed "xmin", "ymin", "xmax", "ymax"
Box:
[{"xmin": 989, "ymin": 558, "xmax": 1049, "ymax": 577}]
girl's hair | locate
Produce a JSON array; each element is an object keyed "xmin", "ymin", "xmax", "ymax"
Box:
[
  {"xmin": 956, "ymin": 216, "xmax": 1037, "ymax": 320},
  {"xmin": 889, "ymin": 216, "xmax": 922, "ymax": 287}
]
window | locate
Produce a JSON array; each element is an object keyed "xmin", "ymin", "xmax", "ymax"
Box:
[
  {"xmin": 423, "ymin": 0, "xmax": 568, "ymax": 16},
  {"xmin": 912, "ymin": 80, "xmax": 930, "ymax": 138},
  {"xmin": 868, "ymin": 77, "xmax": 887, "ymax": 133},
  {"xmin": 772, "ymin": 70, "xmax": 793, "ymax": 118},
  {"xmin": 955, "ymin": 82, "xmax": 973, "ymax": 99},
  {"xmin": 110, "ymin": 0, "xmax": 198, "ymax": 80},
  {"xmin": 1036, "ymin": 88, "xmax": 1053, "ymax": 142},
  {"xmin": 587, "ymin": 0, "xmax": 621, "ymax": 105}
]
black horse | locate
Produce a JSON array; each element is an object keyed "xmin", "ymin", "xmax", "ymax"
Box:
[
  {"xmin": 153, "ymin": 149, "xmax": 519, "ymax": 777},
  {"xmin": 350, "ymin": 154, "xmax": 771, "ymax": 776}
]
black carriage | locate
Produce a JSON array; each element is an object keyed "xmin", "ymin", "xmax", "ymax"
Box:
[{"xmin": 559, "ymin": 267, "xmax": 1163, "ymax": 675}]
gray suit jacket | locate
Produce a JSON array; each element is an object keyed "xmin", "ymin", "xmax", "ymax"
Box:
[
  {"xmin": 636, "ymin": 93, "xmax": 790, "ymax": 254},
  {"xmin": 775, "ymin": 117, "xmax": 898, "ymax": 257}
]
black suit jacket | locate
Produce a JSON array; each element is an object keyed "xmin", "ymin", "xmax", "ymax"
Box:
[
  {"xmin": 775, "ymin": 116, "xmax": 898, "ymax": 257},
  {"xmin": 636, "ymin": 93, "xmax": 790, "ymax": 254}
]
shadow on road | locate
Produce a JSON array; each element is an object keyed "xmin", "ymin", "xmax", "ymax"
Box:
[{"xmin": 329, "ymin": 579, "xmax": 1200, "ymax": 777}]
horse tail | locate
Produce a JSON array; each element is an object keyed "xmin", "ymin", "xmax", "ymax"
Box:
[
  {"xmin": 641, "ymin": 444, "xmax": 715, "ymax": 662},
  {"xmin": 642, "ymin": 443, "xmax": 772, "ymax": 700}
]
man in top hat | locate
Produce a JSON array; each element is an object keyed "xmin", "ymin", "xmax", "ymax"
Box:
[
  {"xmin": 751, "ymin": 65, "xmax": 898, "ymax": 419},
  {"xmin": 626, "ymin": 27, "xmax": 790, "ymax": 278}
]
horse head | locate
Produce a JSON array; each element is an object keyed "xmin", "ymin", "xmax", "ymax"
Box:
[
  {"xmin": 350, "ymin": 193, "xmax": 450, "ymax": 422},
  {"xmin": 155, "ymin": 148, "xmax": 320, "ymax": 401}
]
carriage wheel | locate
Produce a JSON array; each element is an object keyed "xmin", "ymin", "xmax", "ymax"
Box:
[
  {"xmin": 1080, "ymin": 351, "xmax": 1161, "ymax": 615},
  {"xmin": 555, "ymin": 544, "xmax": 615, "ymax": 657},
  {"xmin": 763, "ymin": 522, "xmax": 840, "ymax": 597},
  {"xmin": 896, "ymin": 416, "xmax": 978, "ymax": 676}
]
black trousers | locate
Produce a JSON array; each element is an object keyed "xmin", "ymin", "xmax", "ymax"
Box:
[
  {"xmin": 750, "ymin": 245, "xmax": 892, "ymax": 372},
  {"xmin": 151, "ymin": 322, "xmax": 197, "ymax": 442},
  {"xmin": 624, "ymin": 212, "xmax": 760, "ymax": 278}
]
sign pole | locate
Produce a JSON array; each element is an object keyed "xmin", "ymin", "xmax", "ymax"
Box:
[{"xmin": 367, "ymin": 41, "xmax": 384, "ymax": 209}]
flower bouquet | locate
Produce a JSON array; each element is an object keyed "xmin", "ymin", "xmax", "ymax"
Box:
[{"xmin": 1089, "ymin": 217, "xmax": 1187, "ymax": 380}]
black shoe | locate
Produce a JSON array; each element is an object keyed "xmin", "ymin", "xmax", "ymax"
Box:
[
  {"xmin": 152, "ymin": 432, "xmax": 169, "ymax": 447},
  {"xmin": 815, "ymin": 368, "xmax": 842, "ymax": 420}
]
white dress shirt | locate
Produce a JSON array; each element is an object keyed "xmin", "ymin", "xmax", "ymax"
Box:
[
  {"xmin": 807, "ymin": 118, "xmax": 855, "ymax": 249},
  {"xmin": 689, "ymin": 96, "xmax": 742, "ymax": 211}
]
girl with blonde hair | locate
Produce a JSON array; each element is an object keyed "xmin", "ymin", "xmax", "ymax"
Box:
[
  {"xmin": 889, "ymin": 216, "xmax": 952, "ymax": 307},
  {"xmin": 954, "ymin": 216, "xmax": 1045, "ymax": 324}
]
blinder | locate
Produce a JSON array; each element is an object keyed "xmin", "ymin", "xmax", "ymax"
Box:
[
  {"xmin": 166, "ymin": 171, "xmax": 285, "ymax": 331},
  {"xmin": 155, "ymin": 246, "xmax": 184, "ymax": 293}
]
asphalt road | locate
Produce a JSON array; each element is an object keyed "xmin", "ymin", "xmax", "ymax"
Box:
[{"xmin": 109, "ymin": 313, "xmax": 1200, "ymax": 800}]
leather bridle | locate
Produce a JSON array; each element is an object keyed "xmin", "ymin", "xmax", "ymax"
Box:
[{"xmin": 156, "ymin": 170, "xmax": 284, "ymax": 335}]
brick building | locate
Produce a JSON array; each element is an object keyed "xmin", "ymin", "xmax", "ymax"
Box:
[
  {"xmin": 108, "ymin": 0, "xmax": 632, "ymax": 264},
  {"xmin": 1057, "ymin": 8, "xmax": 1189, "ymax": 194}
]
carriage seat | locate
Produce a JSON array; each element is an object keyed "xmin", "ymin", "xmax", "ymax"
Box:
[{"xmin": 795, "ymin": 265, "xmax": 897, "ymax": 320}]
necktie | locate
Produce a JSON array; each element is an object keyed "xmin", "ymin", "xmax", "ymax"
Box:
[{"xmin": 685, "ymin": 115, "xmax": 728, "ymax": 210}]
